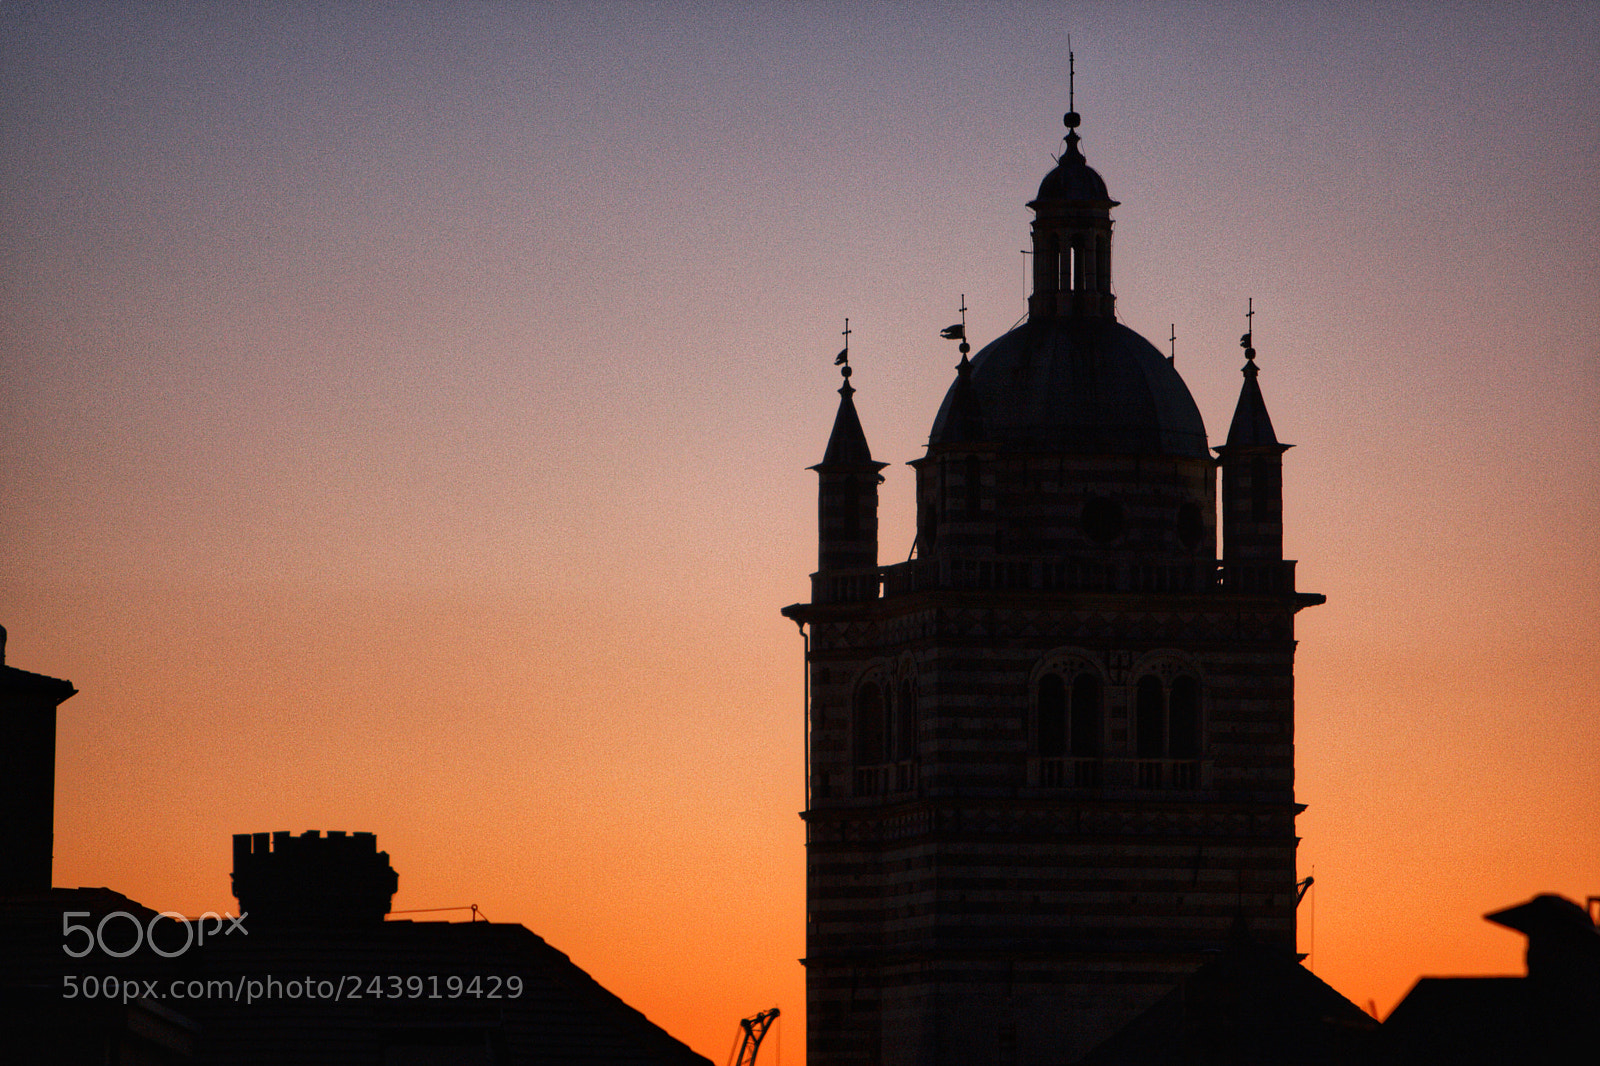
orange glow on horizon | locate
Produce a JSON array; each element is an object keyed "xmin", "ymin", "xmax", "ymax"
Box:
[{"xmin": 5, "ymin": 5, "xmax": 1598, "ymax": 1059}]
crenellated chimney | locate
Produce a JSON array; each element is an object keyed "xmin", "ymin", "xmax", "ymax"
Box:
[{"xmin": 232, "ymin": 830, "xmax": 398, "ymax": 925}]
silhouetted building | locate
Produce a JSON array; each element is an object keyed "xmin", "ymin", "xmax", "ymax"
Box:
[
  {"xmin": 0, "ymin": 828, "xmax": 711, "ymax": 1065},
  {"xmin": 0, "ymin": 624, "xmax": 77, "ymax": 895},
  {"xmin": 179, "ymin": 831, "xmax": 711, "ymax": 1065},
  {"xmin": 784, "ymin": 101, "xmax": 1327, "ymax": 1064},
  {"xmin": 0, "ymin": 886, "xmax": 199, "ymax": 1062},
  {"xmin": 0, "ymin": 624, "xmax": 711, "ymax": 1065},
  {"xmin": 1077, "ymin": 925, "xmax": 1376, "ymax": 1065},
  {"xmin": 1375, "ymin": 894, "xmax": 1600, "ymax": 1065}
]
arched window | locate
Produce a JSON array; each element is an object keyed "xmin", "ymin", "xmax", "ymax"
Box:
[
  {"xmin": 1136, "ymin": 676, "xmax": 1165, "ymax": 759},
  {"xmin": 853, "ymin": 681, "xmax": 885, "ymax": 768},
  {"xmin": 894, "ymin": 677, "xmax": 918, "ymax": 764},
  {"xmin": 854, "ymin": 674, "xmax": 916, "ymax": 796},
  {"xmin": 1169, "ymin": 676, "xmax": 1200, "ymax": 759},
  {"xmin": 1135, "ymin": 673, "xmax": 1203, "ymax": 788},
  {"xmin": 1035, "ymin": 662, "xmax": 1103, "ymax": 786},
  {"xmin": 892, "ymin": 676, "xmax": 919, "ymax": 792},
  {"xmin": 1071, "ymin": 674, "xmax": 1102, "ymax": 757}
]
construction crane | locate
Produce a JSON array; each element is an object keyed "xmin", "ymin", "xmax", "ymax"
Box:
[{"xmin": 726, "ymin": 1007, "xmax": 779, "ymax": 1066}]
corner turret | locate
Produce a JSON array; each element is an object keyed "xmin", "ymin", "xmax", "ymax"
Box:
[
  {"xmin": 809, "ymin": 325, "xmax": 886, "ymax": 603},
  {"xmin": 1215, "ymin": 322, "xmax": 1292, "ymax": 591}
]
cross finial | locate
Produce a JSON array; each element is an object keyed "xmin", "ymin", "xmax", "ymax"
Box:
[
  {"xmin": 1169, "ymin": 323, "xmax": 1176, "ymax": 365},
  {"xmin": 834, "ymin": 317, "xmax": 852, "ymax": 382},
  {"xmin": 939, "ymin": 296, "xmax": 972, "ymax": 361},
  {"xmin": 1240, "ymin": 298, "xmax": 1258, "ymax": 371}
]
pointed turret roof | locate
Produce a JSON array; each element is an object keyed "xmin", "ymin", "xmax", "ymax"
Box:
[
  {"xmin": 936, "ymin": 353, "xmax": 985, "ymax": 445},
  {"xmin": 1221, "ymin": 332, "xmax": 1287, "ymax": 451},
  {"xmin": 818, "ymin": 375, "xmax": 878, "ymax": 467},
  {"xmin": 1225, "ymin": 361, "xmax": 1279, "ymax": 447}
]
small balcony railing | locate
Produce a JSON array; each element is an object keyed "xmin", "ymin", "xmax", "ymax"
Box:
[
  {"xmin": 1038, "ymin": 757, "xmax": 1103, "ymax": 788},
  {"xmin": 1135, "ymin": 758, "xmax": 1200, "ymax": 790},
  {"xmin": 854, "ymin": 760, "xmax": 917, "ymax": 797},
  {"xmin": 1032, "ymin": 757, "xmax": 1202, "ymax": 790}
]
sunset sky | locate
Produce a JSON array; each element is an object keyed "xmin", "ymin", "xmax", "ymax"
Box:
[{"xmin": 4, "ymin": 1, "xmax": 1597, "ymax": 1059}]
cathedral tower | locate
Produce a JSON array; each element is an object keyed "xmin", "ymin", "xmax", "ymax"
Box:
[{"xmin": 784, "ymin": 100, "xmax": 1322, "ymax": 1065}]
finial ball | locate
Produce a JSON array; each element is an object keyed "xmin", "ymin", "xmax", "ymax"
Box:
[
  {"xmin": 1064, "ymin": 111, "xmax": 1080, "ymax": 129},
  {"xmin": 841, "ymin": 365, "xmax": 852, "ymax": 378}
]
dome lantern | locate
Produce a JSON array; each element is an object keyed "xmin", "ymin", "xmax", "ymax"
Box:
[{"xmin": 1027, "ymin": 51, "xmax": 1118, "ymax": 320}]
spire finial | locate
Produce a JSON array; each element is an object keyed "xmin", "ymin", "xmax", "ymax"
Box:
[
  {"xmin": 834, "ymin": 317, "xmax": 854, "ymax": 392},
  {"xmin": 939, "ymin": 296, "xmax": 971, "ymax": 366},
  {"xmin": 1239, "ymin": 298, "xmax": 1258, "ymax": 377},
  {"xmin": 1063, "ymin": 39, "xmax": 1082, "ymax": 158},
  {"xmin": 1169, "ymin": 323, "xmax": 1177, "ymax": 365}
]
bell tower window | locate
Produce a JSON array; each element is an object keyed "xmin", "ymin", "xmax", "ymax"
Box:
[
  {"xmin": 854, "ymin": 673, "xmax": 917, "ymax": 796},
  {"xmin": 852, "ymin": 680, "xmax": 885, "ymax": 796},
  {"xmin": 1135, "ymin": 673, "xmax": 1203, "ymax": 789},
  {"xmin": 892, "ymin": 676, "xmax": 919, "ymax": 793},
  {"xmin": 1035, "ymin": 660, "xmax": 1104, "ymax": 787}
]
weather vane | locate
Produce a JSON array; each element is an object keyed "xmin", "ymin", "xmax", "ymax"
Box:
[
  {"xmin": 1240, "ymin": 298, "xmax": 1256, "ymax": 362},
  {"xmin": 939, "ymin": 296, "xmax": 970, "ymax": 359},
  {"xmin": 834, "ymin": 318, "xmax": 851, "ymax": 379}
]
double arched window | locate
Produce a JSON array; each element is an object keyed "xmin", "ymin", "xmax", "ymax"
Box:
[
  {"xmin": 1033, "ymin": 653, "xmax": 1104, "ymax": 787},
  {"xmin": 852, "ymin": 667, "xmax": 918, "ymax": 796},
  {"xmin": 1135, "ymin": 672, "xmax": 1202, "ymax": 788}
]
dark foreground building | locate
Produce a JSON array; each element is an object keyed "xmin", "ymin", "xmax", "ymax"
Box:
[
  {"xmin": 783, "ymin": 100, "xmax": 1333, "ymax": 1064},
  {"xmin": 0, "ymin": 629, "xmax": 710, "ymax": 1065},
  {"xmin": 1374, "ymin": 894, "xmax": 1600, "ymax": 1065}
]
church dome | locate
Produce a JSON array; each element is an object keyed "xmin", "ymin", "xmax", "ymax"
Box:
[
  {"xmin": 928, "ymin": 317, "xmax": 1209, "ymax": 458},
  {"xmin": 1034, "ymin": 142, "xmax": 1112, "ymax": 203}
]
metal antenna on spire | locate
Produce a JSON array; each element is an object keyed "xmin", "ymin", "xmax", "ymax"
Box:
[
  {"xmin": 1068, "ymin": 37, "xmax": 1075, "ymax": 116},
  {"xmin": 1061, "ymin": 39, "xmax": 1082, "ymax": 159}
]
